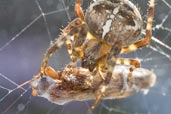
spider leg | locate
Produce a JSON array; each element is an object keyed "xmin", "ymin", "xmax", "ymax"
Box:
[
  {"xmin": 39, "ymin": 18, "xmax": 86, "ymax": 76},
  {"xmin": 88, "ymin": 43, "xmax": 121, "ymax": 113},
  {"xmin": 116, "ymin": 58, "xmax": 141, "ymax": 93},
  {"xmin": 39, "ymin": 34, "xmax": 70, "ymax": 76},
  {"xmin": 121, "ymin": 0, "xmax": 155, "ymax": 53},
  {"xmin": 64, "ymin": 18, "xmax": 85, "ymax": 68},
  {"xmin": 44, "ymin": 66, "xmax": 60, "ymax": 79},
  {"xmin": 65, "ymin": 40, "xmax": 77, "ymax": 68},
  {"xmin": 75, "ymin": 0, "xmax": 84, "ymax": 20},
  {"xmin": 66, "ymin": 22, "xmax": 88, "ymax": 69},
  {"xmin": 88, "ymin": 74, "xmax": 111, "ymax": 113}
]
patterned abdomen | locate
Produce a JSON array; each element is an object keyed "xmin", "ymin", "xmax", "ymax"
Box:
[{"xmin": 85, "ymin": 0, "xmax": 143, "ymax": 46}]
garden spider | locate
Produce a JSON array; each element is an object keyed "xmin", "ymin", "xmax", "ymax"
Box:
[{"xmin": 34, "ymin": 0, "xmax": 155, "ymax": 113}]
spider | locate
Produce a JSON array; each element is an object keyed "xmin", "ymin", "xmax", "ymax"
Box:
[{"xmin": 33, "ymin": 0, "xmax": 155, "ymax": 113}]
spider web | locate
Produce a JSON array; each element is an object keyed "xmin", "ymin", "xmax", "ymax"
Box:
[{"xmin": 0, "ymin": 0, "xmax": 171, "ymax": 114}]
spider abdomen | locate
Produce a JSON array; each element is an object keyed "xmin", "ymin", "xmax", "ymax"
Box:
[{"xmin": 85, "ymin": 0, "xmax": 143, "ymax": 46}]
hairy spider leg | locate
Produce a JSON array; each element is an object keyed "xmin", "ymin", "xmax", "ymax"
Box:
[
  {"xmin": 121, "ymin": 0, "xmax": 155, "ymax": 53},
  {"xmin": 75, "ymin": 0, "xmax": 84, "ymax": 20},
  {"xmin": 44, "ymin": 66, "xmax": 60, "ymax": 79},
  {"xmin": 65, "ymin": 22, "xmax": 88, "ymax": 68},
  {"xmin": 88, "ymin": 43, "xmax": 121, "ymax": 113},
  {"xmin": 64, "ymin": 19, "xmax": 82, "ymax": 66},
  {"xmin": 16, "ymin": 67, "xmax": 60, "ymax": 95},
  {"xmin": 39, "ymin": 18, "xmax": 87, "ymax": 77},
  {"xmin": 65, "ymin": 40, "xmax": 77, "ymax": 68},
  {"xmin": 17, "ymin": 23, "xmax": 84, "ymax": 95},
  {"xmin": 116, "ymin": 58, "xmax": 141, "ymax": 93},
  {"xmin": 45, "ymin": 66, "xmax": 80, "ymax": 80},
  {"xmin": 32, "ymin": 66, "xmax": 60, "ymax": 96},
  {"xmin": 65, "ymin": 0, "xmax": 87, "ymax": 68},
  {"xmin": 116, "ymin": 58, "xmax": 141, "ymax": 81},
  {"xmin": 118, "ymin": 0, "xmax": 155, "ymax": 93}
]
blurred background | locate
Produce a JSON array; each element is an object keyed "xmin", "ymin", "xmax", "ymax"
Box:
[{"xmin": 0, "ymin": 0, "xmax": 171, "ymax": 114}]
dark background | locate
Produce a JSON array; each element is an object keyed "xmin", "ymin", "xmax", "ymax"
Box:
[{"xmin": 0, "ymin": 0, "xmax": 171, "ymax": 114}]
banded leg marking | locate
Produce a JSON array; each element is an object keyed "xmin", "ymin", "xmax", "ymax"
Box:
[
  {"xmin": 116, "ymin": 58, "xmax": 141, "ymax": 93},
  {"xmin": 75, "ymin": 0, "xmax": 84, "ymax": 20},
  {"xmin": 121, "ymin": 0, "xmax": 155, "ymax": 53}
]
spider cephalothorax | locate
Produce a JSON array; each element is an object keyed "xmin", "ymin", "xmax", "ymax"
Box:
[
  {"xmin": 85, "ymin": 0, "xmax": 143, "ymax": 46},
  {"xmin": 34, "ymin": 0, "xmax": 155, "ymax": 113}
]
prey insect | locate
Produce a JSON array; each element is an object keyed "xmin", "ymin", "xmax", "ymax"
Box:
[
  {"xmin": 19, "ymin": 65, "xmax": 156, "ymax": 113},
  {"xmin": 31, "ymin": 65, "xmax": 156, "ymax": 105},
  {"xmin": 20, "ymin": 0, "xmax": 155, "ymax": 113}
]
